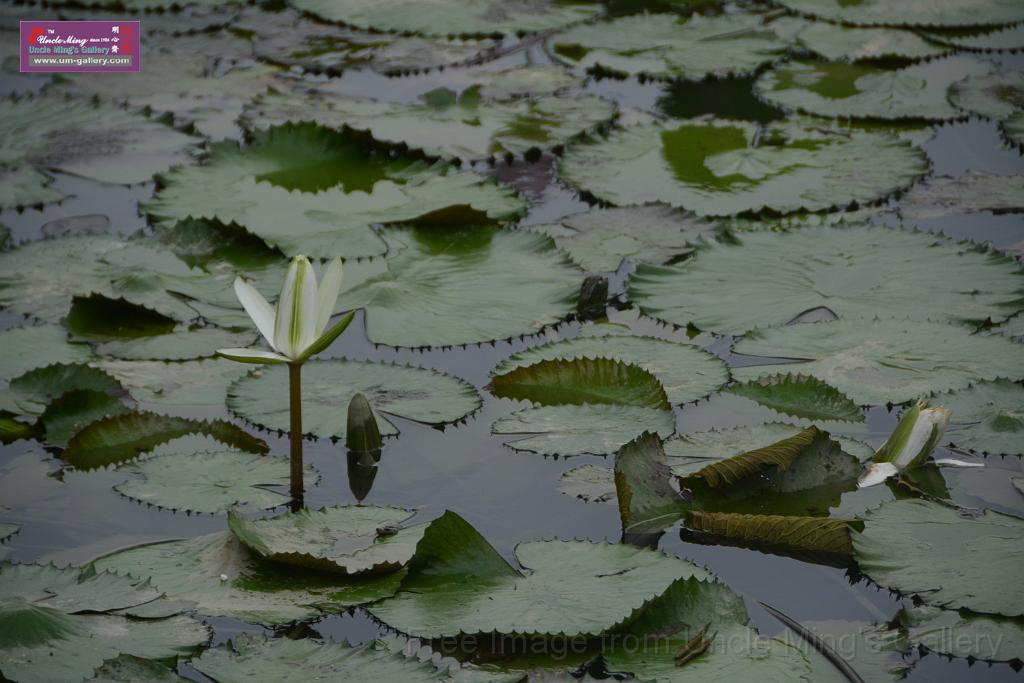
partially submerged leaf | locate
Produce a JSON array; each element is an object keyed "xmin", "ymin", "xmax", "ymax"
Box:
[
  {"xmin": 490, "ymin": 357, "xmax": 671, "ymax": 410},
  {"xmin": 938, "ymin": 380, "xmax": 1024, "ymax": 456},
  {"xmin": 615, "ymin": 432, "xmax": 688, "ymax": 535},
  {"xmin": 686, "ymin": 511, "xmax": 862, "ymax": 557},
  {"xmin": 899, "ymin": 171, "xmax": 1024, "ymax": 219},
  {"xmin": 726, "ymin": 375, "xmax": 863, "ymax": 423}
]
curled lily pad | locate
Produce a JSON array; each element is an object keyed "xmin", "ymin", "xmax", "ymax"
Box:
[
  {"xmin": 628, "ymin": 225, "xmax": 1023, "ymax": 335},
  {"xmin": 493, "ymin": 334, "xmax": 728, "ymax": 406},
  {"xmin": 490, "ymin": 357, "xmax": 671, "ymax": 410},
  {"xmin": 733, "ymin": 320, "xmax": 1024, "ymax": 406},
  {"xmin": 286, "ymin": 0, "xmax": 603, "ymax": 37},
  {"xmin": 898, "ymin": 604, "xmax": 1024, "ymax": 663},
  {"xmin": 530, "ymin": 204, "xmax": 719, "ymax": 272},
  {"xmin": 853, "ymin": 498, "xmax": 1024, "ymax": 616},
  {"xmin": 948, "ymin": 71, "xmax": 1024, "ymax": 122},
  {"xmin": 368, "ymin": 510, "xmax": 707, "ymax": 638},
  {"xmin": 492, "ymin": 404, "xmax": 675, "ymax": 457},
  {"xmin": 335, "ymin": 226, "xmax": 581, "ymax": 348},
  {"xmin": 898, "ymin": 171, "xmax": 1024, "ymax": 219},
  {"xmin": 92, "ymin": 531, "xmax": 402, "ymax": 624},
  {"xmin": 754, "ymin": 57, "xmax": 992, "ymax": 121},
  {"xmin": 615, "ymin": 432, "xmax": 688, "ymax": 535},
  {"xmin": 936, "ymin": 380, "xmax": 1024, "ymax": 456},
  {"xmin": 558, "ymin": 118, "xmax": 927, "ymax": 215},
  {"xmin": 228, "ymin": 359, "xmax": 481, "ymax": 439},
  {"xmin": 686, "ymin": 511, "xmax": 862, "ymax": 557},
  {"xmin": 0, "ymin": 563, "xmax": 210, "ymax": 683},
  {"xmin": 792, "ymin": 22, "xmax": 949, "ymax": 61},
  {"xmin": 146, "ymin": 123, "xmax": 526, "ymax": 259},
  {"xmin": 726, "ymin": 375, "xmax": 863, "ymax": 423},
  {"xmin": 547, "ymin": 12, "xmax": 790, "ymax": 81},
  {"xmin": 774, "ymin": 0, "xmax": 1024, "ymax": 28},
  {"xmin": 228, "ymin": 506, "xmax": 424, "ymax": 574},
  {"xmin": 0, "ymin": 95, "xmax": 198, "ymax": 209}
]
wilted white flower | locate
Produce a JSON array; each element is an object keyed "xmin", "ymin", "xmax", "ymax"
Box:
[{"xmin": 858, "ymin": 400, "xmax": 951, "ymax": 489}]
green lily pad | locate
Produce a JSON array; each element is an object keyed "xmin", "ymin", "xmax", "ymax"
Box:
[
  {"xmin": 853, "ymin": 498, "xmax": 1024, "ymax": 616},
  {"xmin": 782, "ymin": 620, "xmax": 912, "ymax": 682},
  {"xmin": 335, "ymin": 226, "xmax": 582, "ymax": 347},
  {"xmin": 547, "ymin": 12, "xmax": 789, "ymax": 81},
  {"xmin": 368, "ymin": 510, "xmax": 707, "ymax": 638},
  {"xmin": 490, "ymin": 357, "xmax": 671, "ymax": 410},
  {"xmin": 1, "ymin": 363, "xmax": 123, "ymax": 417},
  {"xmin": 949, "ymin": 71, "xmax": 1024, "ymax": 122},
  {"xmin": 64, "ymin": 411, "xmax": 269, "ymax": 470},
  {"xmin": 493, "ymin": 334, "xmax": 728, "ymax": 406},
  {"xmin": 0, "ymin": 326, "xmax": 91, "ymax": 382},
  {"xmin": 0, "ymin": 563, "xmax": 209, "ymax": 683},
  {"xmin": 146, "ymin": 123, "xmax": 526, "ymax": 259},
  {"xmin": 924, "ymin": 24, "xmax": 1024, "ymax": 50},
  {"xmin": 0, "ymin": 95, "xmax": 198, "ymax": 209},
  {"xmin": 91, "ymin": 531, "xmax": 402, "ymax": 624},
  {"xmin": 615, "ymin": 432, "xmax": 688, "ymax": 535},
  {"xmin": 733, "ymin": 319, "xmax": 1024, "ymax": 406},
  {"xmin": 558, "ymin": 118, "xmax": 927, "ymax": 215},
  {"xmin": 92, "ymin": 359, "xmax": 254, "ymax": 415},
  {"xmin": 754, "ymin": 57, "xmax": 992, "ymax": 121},
  {"xmin": 286, "ymin": 0, "xmax": 603, "ymax": 37},
  {"xmin": 774, "ymin": 0, "xmax": 1024, "ymax": 28},
  {"xmin": 899, "ymin": 171, "xmax": 1024, "ymax": 219},
  {"xmin": 793, "ymin": 22, "xmax": 949, "ymax": 61},
  {"xmin": 0, "ymin": 165, "xmax": 61, "ymax": 208},
  {"xmin": 997, "ymin": 313, "xmax": 1024, "ymax": 339},
  {"xmin": 936, "ymin": 380, "xmax": 1024, "ymax": 456},
  {"xmin": 898, "ymin": 604, "xmax": 1024, "ymax": 663},
  {"xmin": 492, "ymin": 404, "xmax": 676, "ymax": 457},
  {"xmin": 228, "ymin": 359, "xmax": 481, "ymax": 439},
  {"xmin": 530, "ymin": 205, "xmax": 718, "ymax": 272},
  {"xmin": 115, "ymin": 449, "xmax": 315, "ymax": 513},
  {"xmin": 241, "ymin": 73, "xmax": 616, "ymax": 161},
  {"xmin": 95, "ymin": 327, "xmax": 256, "ymax": 361},
  {"xmin": 630, "ymin": 225, "xmax": 1022, "ymax": 335},
  {"xmin": 228, "ymin": 506, "xmax": 425, "ymax": 574},
  {"xmin": 38, "ymin": 390, "xmax": 132, "ymax": 447},
  {"xmin": 726, "ymin": 374, "xmax": 863, "ymax": 423},
  {"xmin": 1005, "ymin": 112, "xmax": 1024, "ymax": 148},
  {"xmin": 89, "ymin": 655, "xmax": 188, "ymax": 683},
  {"xmin": 558, "ymin": 464, "xmax": 616, "ymax": 503},
  {"xmin": 718, "ymin": 207, "xmax": 887, "ymax": 232}
]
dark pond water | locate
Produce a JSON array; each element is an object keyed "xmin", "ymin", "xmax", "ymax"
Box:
[{"xmin": 1, "ymin": 8, "xmax": 1023, "ymax": 682}]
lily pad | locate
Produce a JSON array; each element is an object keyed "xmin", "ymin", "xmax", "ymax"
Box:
[
  {"xmin": 558, "ymin": 464, "xmax": 617, "ymax": 503},
  {"xmin": 0, "ymin": 563, "xmax": 209, "ymax": 683},
  {"xmin": 285, "ymin": 0, "xmax": 603, "ymax": 37},
  {"xmin": 733, "ymin": 319, "xmax": 1024, "ymax": 406},
  {"xmin": 924, "ymin": 24, "xmax": 1024, "ymax": 51},
  {"xmin": 335, "ymin": 226, "xmax": 582, "ymax": 347},
  {"xmin": 793, "ymin": 22, "xmax": 949, "ymax": 61},
  {"xmin": 997, "ymin": 313, "xmax": 1024, "ymax": 339},
  {"xmin": 754, "ymin": 57, "xmax": 992, "ymax": 121},
  {"xmin": 95, "ymin": 327, "xmax": 257, "ymax": 361},
  {"xmin": 38, "ymin": 390, "xmax": 132, "ymax": 447},
  {"xmin": 629, "ymin": 225, "xmax": 1023, "ymax": 335},
  {"xmin": 936, "ymin": 380, "xmax": 1024, "ymax": 456},
  {"xmin": 0, "ymin": 326, "xmax": 91, "ymax": 382},
  {"xmin": 493, "ymin": 334, "xmax": 728, "ymax": 406},
  {"xmin": 115, "ymin": 449, "xmax": 315, "ymax": 513},
  {"xmin": 686, "ymin": 511, "xmax": 861, "ymax": 556},
  {"xmin": 899, "ymin": 171, "xmax": 1024, "ymax": 219},
  {"xmin": 948, "ymin": 71, "xmax": 1024, "ymax": 122},
  {"xmin": 1, "ymin": 363, "xmax": 124, "ymax": 417},
  {"xmin": 146, "ymin": 123, "xmax": 527, "ymax": 259},
  {"xmin": 558, "ymin": 118, "xmax": 927, "ymax": 215},
  {"xmin": 91, "ymin": 531, "xmax": 402, "ymax": 624},
  {"xmin": 615, "ymin": 432, "xmax": 688, "ymax": 535},
  {"xmin": 530, "ymin": 205, "xmax": 718, "ymax": 272},
  {"xmin": 1005, "ymin": 112, "xmax": 1024, "ymax": 148},
  {"xmin": 0, "ymin": 95, "xmax": 198, "ymax": 209},
  {"xmin": 726, "ymin": 374, "xmax": 863, "ymax": 423},
  {"xmin": 492, "ymin": 404, "xmax": 675, "ymax": 457},
  {"xmin": 491, "ymin": 357, "xmax": 671, "ymax": 409},
  {"xmin": 781, "ymin": 620, "xmax": 912, "ymax": 682},
  {"xmin": 774, "ymin": 0, "xmax": 1024, "ymax": 28},
  {"xmin": 89, "ymin": 655, "xmax": 188, "ymax": 683},
  {"xmin": 898, "ymin": 604, "xmax": 1024, "ymax": 663},
  {"xmin": 241, "ymin": 75, "xmax": 616, "ymax": 161},
  {"xmin": 227, "ymin": 506, "xmax": 425, "ymax": 574},
  {"xmin": 547, "ymin": 12, "xmax": 790, "ymax": 81},
  {"xmin": 368, "ymin": 510, "xmax": 707, "ymax": 637},
  {"xmin": 853, "ymin": 498, "xmax": 1024, "ymax": 616},
  {"xmin": 93, "ymin": 359, "xmax": 254, "ymax": 415},
  {"xmin": 228, "ymin": 359, "xmax": 481, "ymax": 439}
]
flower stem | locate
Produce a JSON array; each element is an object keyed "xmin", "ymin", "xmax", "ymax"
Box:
[{"xmin": 288, "ymin": 361, "xmax": 304, "ymax": 504}]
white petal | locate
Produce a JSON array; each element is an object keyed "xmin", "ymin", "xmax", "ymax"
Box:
[
  {"xmin": 233, "ymin": 277, "xmax": 277, "ymax": 350},
  {"xmin": 274, "ymin": 256, "xmax": 318, "ymax": 359},
  {"xmin": 315, "ymin": 257, "xmax": 344, "ymax": 335},
  {"xmin": 857, "ymin": 462, "xmax": 899, "ymax": 489},
  {"xmin": 933, "ymin": 458, "xmax": 984, "ymax": 468},
  {"xmin": 216, "ymin": 348, "xmax": 289, "ymax": 364}
]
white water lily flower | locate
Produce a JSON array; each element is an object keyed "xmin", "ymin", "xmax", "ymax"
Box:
[
  {"xmin": 216, "ymin": 255, "xmax": 354, "ymax": 364},
  {"xmin": 858, "ymin": 400, "xmax": 951, "ymax": 489}
]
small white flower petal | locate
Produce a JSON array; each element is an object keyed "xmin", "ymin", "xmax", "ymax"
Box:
[
  {"xmin": 233, "ymin": 277, "xmax": 277, "ymax": 351},
  {"xmin": 858, "ymin": 462, "xmax": 899, "ymax": 489},
  {"xmin": 315, "ymin": 257, "xmax": 344, "ymax": 336},
  {"xmin": 274, "ymin": 256, "xmax": 318, "ymax": 359}
]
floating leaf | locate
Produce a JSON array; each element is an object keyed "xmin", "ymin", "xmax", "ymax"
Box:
[
  {"xmin": 948, "ymin": 71, "xmax": 1024, "ymax": 121},
  {"xmin": 335, "ymin": 226, "xmax": 581, "ymax": 347},
  {"xmin": 64, "ymin": 411, "xmax": 268, "ymax": 470},
  {"xmin": 229, "ymin": 359, "xmax": 481, "ymax": 439},
  {"xmin": 368, "ymin": 510, "xmax": 707, "ymax": 637},
  {"xmin": 146, "ymin": 123, "xmax": 526, "ymax": 259},
  {"xmin": 228, "ymin": 506, "xmax": 424, "ymax": 574},
  {"xmin": 792, "ymin": 21, "xmax": 949, "ymax": 61},
  {"xmin": 0, "ymin": 563, "xmax": 209, "ymax": 683},
  {"xmin": 774, "ymin": 0, "xmax": 1024, "ymax": 28},
  {"xmin": 89, "ymin": 655, "xmax": 188, "ymax": 683},
  {"xmin": 558, "ymin": 464, "xmax": 616, "ymax": 503},
  {"xmin": 898, "ymin": 604, "xmax": 1024, "ymax": 663},
  {"xmin": 490, "ymin": 357, "xmax": 671, "ymax": 410},
  {"xmin": 0, "ymin": 326, "xmax": 90, "ymax": 382},
  {"xmin": 558, "ymin": 118, "xmax": 927, "ymax": 215},
  {"xmin": 779, "ymin": 619, "xmax": 912, "ymax": 682},
  {"xmin": 937, "ymin": 380, "xmax": 1024, "ymax": 456},
  {"xmin": 0, "ymin": 95, "xmax": 198, "ymax": 209},
  {"xmin": 733, "ymin": 319, "xmax": 1024, "ymax": 406},
  {"xmin": 92, "ymin": 531, "xmax": 402, "ymax": 624},
  {"xmin": 95, "ymin": 328, "xmax": 256, "ymax": 361},
  {"xmin": 38, "ymin": 390, "xmax": 131, "ymax": 447},
  {"xmin": 92, "ymin": 358, "xmax": 253, "ymax": 416},
  {"xmin": 754, "ymin": 57, "xmax": 991, "ymax": 121},
  {"xmin": 1005, "ymin": 112, "xmax": 1024, "ymax": 148},
  {"xmin": 547, "ymin": 12, "xmax": 789, "ymax": 81},
  {"xmin": 530, "ymin": 205, "xmax": 718, "ymax": 272},
  {"xmin": 899, "ymin": 171, "xmax": 1024, "ymax": 220},
  {"xmin": 493, "ymin": 334, "xmax": 728, "ymax": 406},
  {"xmin": 686, "ymin": 511, "xmax": 862, "ymax": 556},
  {"xmin": 615, "ymin": 432, "xmax": 688, "ymax": 535},
  {"xmin": 286, "ymin": 0, "xmax": 602, "ymax": 37},
  {"xmin": 924, "ymin": 24, "xmax": 1024, "ymax": 50},
  {"xmin": 0, "ymin": 416, "xmax": 38, "ymax": 444},
  {"xmin": 115, "ymin": 449, "xmax": 315, "ymax": 513},
  {"xmin": 2, "ymin": 363, "xmax": 123, "ymax": 416},
  {"xmin": 853, "ymin": 498, "xmax": 1024, "ymax": 616},
  {"xmin": 726, "ymin": 375, "xmax": 863, "ymax": 423},
  {"xmin": 65, "ymin": 294, "xmax": 177, "ymax": 341},
  {"xmin": 492, "ymin": 404, "xmax": 675, "ymax": 457}
]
